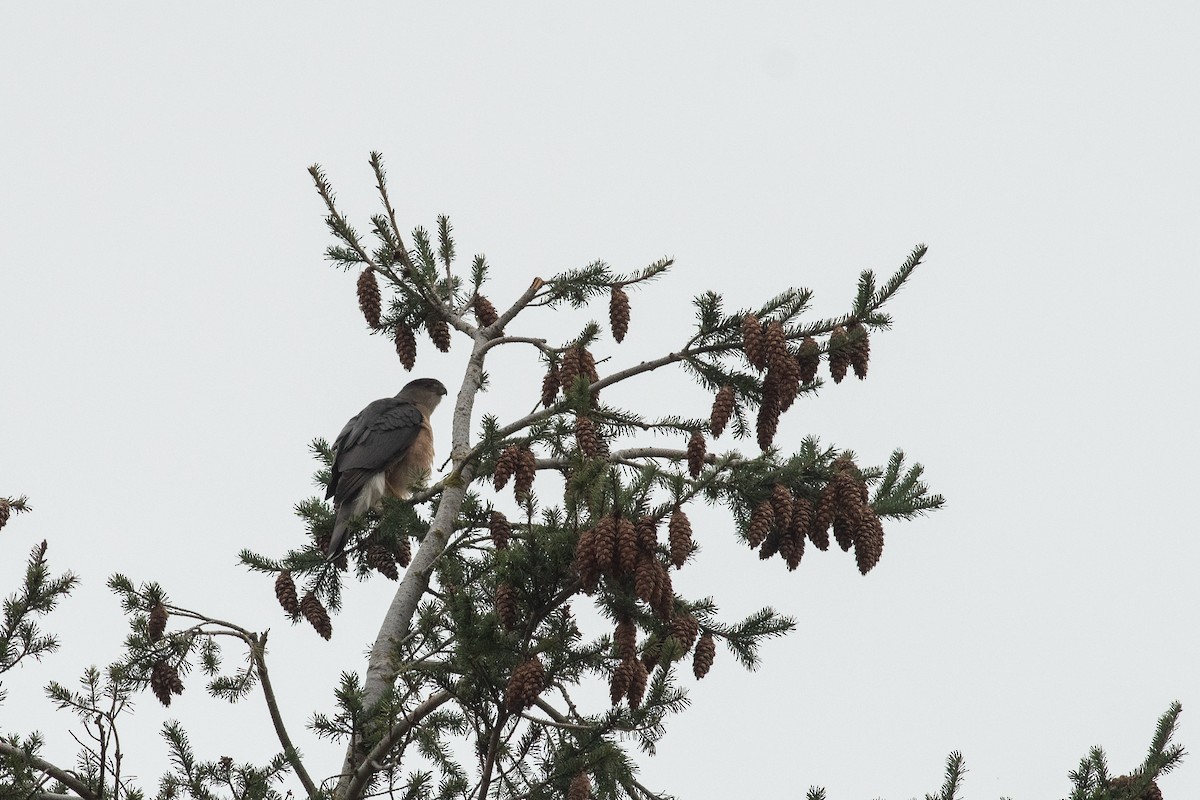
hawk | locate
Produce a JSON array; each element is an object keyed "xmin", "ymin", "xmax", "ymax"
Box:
[{"xmin": 325, "ymin": 377, "xmax": 448, "ymax": 558}]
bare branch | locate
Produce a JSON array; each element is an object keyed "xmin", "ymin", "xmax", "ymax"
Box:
[{"xmin": 0, "ymin": 740, "xmax": 100, "ymax": 800}]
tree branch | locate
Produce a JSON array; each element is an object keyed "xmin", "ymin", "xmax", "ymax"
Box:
[
  {"xmin": 248, "ymin": 631, "xmax": 319, "ymax": 799},
  {"xmin": 0, "ymin": 741, "xmax": 100, "ymax": 800}
]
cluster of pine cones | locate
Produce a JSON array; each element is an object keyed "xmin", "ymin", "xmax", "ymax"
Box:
[
  {"xmin": 744, "ymin": 457, "xmax": 884, "ymax": 575},
  {"xmin": 274, "ymin": 570, "xmax": 333, "ymax": 640}
]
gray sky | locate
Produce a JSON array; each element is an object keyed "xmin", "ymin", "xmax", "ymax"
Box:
[{"xmin": 2, "ymin": 4, "xmax": 1198, "ymax": 798}]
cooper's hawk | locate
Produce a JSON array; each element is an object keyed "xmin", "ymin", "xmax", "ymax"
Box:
[{"xmin": 325, "ymin": 377, "xmax": 448, "ymax": 558}]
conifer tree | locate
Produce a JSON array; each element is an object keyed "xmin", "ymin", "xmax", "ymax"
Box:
[{"xmin": 0, "ymin": 158, "xmax": 1184, "ymax": 800}]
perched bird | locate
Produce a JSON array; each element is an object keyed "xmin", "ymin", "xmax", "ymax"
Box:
[{"xmin": 325, "ymin": 378, "xmax": 448, "ymax": 558}]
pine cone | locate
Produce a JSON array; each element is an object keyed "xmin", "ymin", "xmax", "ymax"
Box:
[
  {"xmin": 609, "ymin": 657, "xmax": 634, "ymax": 705},
  {"xmin": 0, "ymin": 500, "xmax": 10, "ymax": 530},
  {"xmin": 758, "ymin": 529, "xmax": 781, "ymax": 560},
  {"xmin": 853, "ymin": 507, "xmax": 885, "ymax": 575},
  {"xmin": 615, "ymin": 616, "xmax": 637, "ymax": 660},
  {"xmin": 773, "ymin": 354, "xmax": 802, "ymax": 412},
  {"xmin": 493, "ymin": 446, "xmax": 518, "ymax": 490},
  {"xmin": 573, "ymin": 528, "xmax": 601, "ymax": 593},
  {"xmin": 592, "ymin": 517, "xmax": 618, "ymax": 575},
  {"xmin": 504, "ymin": 656, "xmax": 545, "ymax": 712},
  {"xmin": 150, "ymin": 660, "xmax": 184, "ymax": 707},
  {"xmin": 668, "ymin": 508, "xmax": 692, "ymax": 569},
  {"xmin": 832, "ymin": 516, "xmax": 855, "ymax": 552},
  {"xmin": 747, "ymin": 501, "xmax": 774, "ymax": 548},
  {"xmin": 811, "ymin": 481, "xmax": 838, "ymax": 550},
  {"xmin": 1108, "ymin": 775, "xmax": 1163, "ymax": 800},
  {"xmin": 757, "ymin": 380, "xmax": 781, "ymax": 451},
  {"xmin": 514, "ymin": 446, "xmax": 536, "ymax": 501},
  {"xmin": 356, "ymin": 268, "xmax": 382, "ymax": 329},
  {"xmin": 300, "ymin": 591, "xmax": 332, "ymax": 640},
  {"xmin": 609, "ymin": 286, "xmax": 630, "ymax": 343},
  {"xmin": 742, "ymin": 314, "xmax": 767, "ymax": 370},
  {"xmin": 693, "ymin": 632, "xmax": 715, "ymax": 679},
  {"xmin": 783, "ymin": 497, "xmax": 812, "ymax": 571},
  {"xmin": 147, "ymin": 603, "xmax": 168, "ymax": 642},
  {"xmin": 764, "ymin": 319, "xmax": 788, "ymax": 368},
  {"xmin": 366, "ymin": 544, "xmax": 399, "ymax": 580},
  {"xmin": 634, "ymin": 554, "xmax": 658, "ymax": 606},
  {"xmin": 669, "ymin": 613, "xmax": 700, "ymax": 654},
  {"xmin": 395, "ymin": 534, "xmax": 412, "ymax": 568},
  {"xmin": 651, "ymin": 559, "xmax": 674, "ymax": 622},
  {"xmin": 274, "ymin": 571, "xmax": 300, "ymax": 617},
  {"xmin": 580, "ymin": 347, "xmax": 599, "ymax": 385},
  {"xmin": 567, "ymin": 771, "xmax": 592, "ymax": 800},
  {"xmin": 393, "ymin": 324, "xmax": 417, "ymax": 371},
  {"xmin": 489, "ymin": 510, "xmax": 511, "ymax": 550},
  {"xmin": 541, "ymin": 362, "xmax": 560, "ymax": 408},
  {"xmin": 847, "ymin": 322, "xmax": 870, "ymax": 379},
  {"xmin": 427, "ymin": 315, "xmax": 451, "ymax": 353},
  {"xmin": 575, "ymin": 416, "xmax": 602, "ymax": 458},
  {"xmin": 797, "ymin": 336, "xmax": 820, "ymax": 383},
  {"xmin": 495, "ymin": 582, "xmax": 519, "ymax": 630},
  {"xmin": 558, "ymin": 347, "xmax": 581, "ymax": 394},
  {"xmin": 626, "ymin": 658, "xmax": 649, "ymax": 708},
  {"xmin": 709, "ymin": 384, "xmax": 735, "ymax": 438},
  {"xmin": 473, "ymin": 294, "xmax": 499, "ymax": 327},
  {"xmin": 687, "ymin": 429, "xmax": 706, "ymax": 478},
  {"xmin": 828, "ymin": 325, "xmax": 850, "ymax": 383},
  {"xmin": 771, "ymin": 484, "xmax": 794, "ymax": 532},
  {"xmin": 634, "ymin": 515, "xmax": 658, "ymax": 553},
  {"xmin": 616, "ymin": 518, "xmax": 639, "ymax": 576}
]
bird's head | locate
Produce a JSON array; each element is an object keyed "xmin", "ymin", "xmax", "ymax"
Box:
[{"xmin": 398, "ymin": 378, "xmax": 449, "ymax": 411}]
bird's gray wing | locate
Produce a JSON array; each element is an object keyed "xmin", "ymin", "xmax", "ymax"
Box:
[{"xmin": 328, "ymin": 398, "xmax": 425, "ymax": 506}]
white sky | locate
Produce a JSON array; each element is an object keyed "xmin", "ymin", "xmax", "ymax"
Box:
[{"xmin": 2, "ymin": 4, "xmax": 1198, "ymax": 799}]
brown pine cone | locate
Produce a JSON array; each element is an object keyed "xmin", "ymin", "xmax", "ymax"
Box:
[
  {"xmin": 758, "ymin": 529, "xmax": 781, "ymax": 560},
  {"xmin": 573, "ymin": 528, "xmax": 601, "ymax": 593},
  {"xmin": 764, "ymin": 319, "xmax": 788, "ymax": 368},
  {"xmin": 514, "ymin": 446, "xmax": 536, "ymax": 501},
  {"xmin": 489, "ymin": 510, "xmax": 511, "ymax": 550},
  {"xmin": 1108, "ymin": 775, "xmax": 1162, "ymax": 800},
  {"xmin": 493, "ymin": 446, "xmax": 518, "ymax": 490},
  {"xmin": 567, "ymin": 771, "xmax": 592, "ymax": 800},
  {"xmin": 610, "ymin": 657, "xmax": 634, "ymax": 705},
  {"xmin": 541, "ymin": 361, "xmax": 560, "ymax": 408},
  {"xmin": 635, "ymin": 516, "xmax": 658, "ymax": 552},
  {"xmin": 773, "ymin": 355, "xmax": 802, "ymax": 413},
  {"xmin": 709, "ymin": 384, "xmax": 735, "ymax": 438},
  {"xmin": 832, "ymin": 515, "xmax": 856, "ymax": 553},
  {"xmin": 393, "ymin": 324, "xmax": 417, "ymax": 371},
  {"xmin": 687, "ymin": 429, "xmax": 706, "ymax": 478},
  {"xmin": 669, "ymin": 613, "xmax": 700, "ymax": 654},
  {"xmin": 853, "ymin": 507, "xmax": 885, "ymax": 575},
  {"xmin": 504, "ymin": 656, "xmax": 545, "ymax": 712},
  {"xmin": 693, "ymin": 632, "xmax": 715, "ymax": 679},
  {"xmin": 771, "ymin": 485, "xmax": 794, "ymax": 532},
  {"xmin": 847, "ymin": 322, "xmax": 870, "ymax": 379},
  {"xmin": 575, "ymin": 416, "xmax": 602, "ymax": 458},
  {"xmin": 616, "ymin": 518, "xmax": 640, "ymax": 576},
  {"xmin": 668, "ymin": 508, "xmax": 692, "ymax": 569},
  {"xmin": 650, "ymin": 560, "xmax": 674, "ymax": 622},
  {"xmin": 609, "ymin": 286, "xmax": 630, "ymax": 343},
  {"xmin": 828, "ymin": 325, "xmax": 850, "ymax": 383},
  {"xmin": 300, "ymin": 591, "xmax": 332, "ymax": 640},
  {"xmin": 626, "ymin": 658, "xmax": 649, "ymax": 708},
  {"xmin": 427, "ymin": 315, "xmax": 451, "ymax": 353},
  {"xmin": 274, "ymin": 571, "xmax": 300, "ymax": 617},
  {"xmin": 146, "ymin": 602, "xmax": 168, "ymax": 642},
  {"xmin": 395, "ymin": 534, "xmax": 412, "ymax": 568},
  {"xmin": 742, "ymin": 314, "xmax": 767, "ymax": 370},
  {"xmin": 812, "ymin": 481, "xmax": 838, "ymax": 550},
  {"xmin": 757, "ymin": 378, "xmax": 781, "ymax": 451},
  {"xmin": 614, "ymin": 616, "xmax": 637, "ymax": 660},
  {"xmin": 778, "ymin": 526, "xmax": 805, "ymax": 571},
  {"xmin": 356, "ymin": 268, "xmax": 382, "ymax": 329},
  {"xmin": 150, "ymin": 660, "xmax": 185, "ymax": 707},
  {"xmin": 592, "ymin": 517, "xmax": 618, "ymax": 575},
  {"xmin": 580, "ymin": 347, "xmax": 599, "ymax": 385},
  {"xmin": 747, "ymin": 501, "xmax": 774, "ymax": 548},
  {"xmin": 558, "ymin": 347, "xmax": 581, "ymax": 394},
  {"xmin": 473, "ymin": 294, "xmax": 499, "ymax": 327},
  {"xmin": 797, "ymin": 336, "xmax": 820, "ymax": 383},
  {"xmin": 0, "ymin": 500, "xmax": 10, "ymax": 530},
  {"xmin": 634, "ymin": 554, "xmax": 658, "ymax": 605},
  {"xmin": 495, "ymin": 582, "xmax": 519, "ymax": 630},
  {"xmin": 366, "ymin": 544, "xmax": 399, "ymax": 580}
]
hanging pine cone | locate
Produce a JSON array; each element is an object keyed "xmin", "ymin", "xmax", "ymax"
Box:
[
  {"xmin": 514, "ymin": 446, "xmax": 536, "ymax": 501},
  {"xmin": 274, "ymin": 571, "xmax": 300, "ymax": 617},
  {"xmin": 366, "ymin": 544, "xmax": 399, "ymax": 580},
  {"xmin": 567, "ymin": 771, "xmax": 593, "ymax": 800},
  {"xmin": 626, "ymin": 658, "xmax": 649, "ymax": 708},
  {"xmin": 773, "ymin": 353, "xmax": 802, "ymax": 412},
  {"xmin": 778, "ymin": 524, "xmax": 805, "ymax": 571},
  {"xmin": 614, "ymin": 617, "xmax": 638, "ymax": 661},
  {"xmin": 300, "ymin": 591, "xmax": 332, "ymax": 640},
  {"xmin": 771, "ymin": 484, "xmax": 794, "ymax": 532},
  {"xmin": 150, "ymin": 660, "xmax": 184, "ymax": 707},
  {"xmin": 828, "ymin": 325, "xmax": 850, "ymax": 383},
  {"xmin": 148, "ymin": 603, "xmax": 168, "ymax": 642},
  {"xmin": 832, "ymin": 515, "xmax": 856, "ymax": 552},
  {"xmin": 489, "ymin": 510, "xmax": 511, "ymax": 550},
  {"xmin": 609, "ymin": 286, "xmax": 630, "ymax": 343},
  {"xmin": 853, "ymin": 507, "xmax": 885, "ymax": 575},
  {"xmin": 1108, "ymin": 775, "xmax": 1163, "ymax": 800},
  {"xmin": 609, "ymin": 657, "xmax": 634, "ymax": 706},
  {"xmin": 575, "ymin": 416, "xmax": 602, "ymax": 458},
  {"xmin": 709, "ymin": 384, "xmax": 735, "ymax": 438},
  {"xmin": 742, "ymin": 314, "xmax": 767, "ymax": 370},
  {"xmin": 756, "ymin": 380, "xmax": 781, "ymax": 451},
  {"xmin": 473, "ymin": 294, "xmax": 499, "ymax": 327},
  {"xmin": 592, "ymin": 517, "xmax": 618, "ymax": 575},
  {"xmin": 392, "ymin": 324, "xmax": 417, "ymax": 371},
  {"xmin": 687, "ymin": 429, "xmax": 706, "ymax": 478},
  {"xmin": 764, "ymin": 320, "xmax": 788, "ymax": 368},
  {"xmin": 573, "ymin": 527, "xmax": 602, "ymax": 593},
  {"xmin": 427, "ymin": 314, "xmax": 451, "ymax": 353},
  {"xmin": 668, "ymin": 508, "xmax": 692, "ymax": 569},
  {"xmin": 495, "ymin": 582, "xmax": 519, "ymax": 630},
  {"xmin": 797, "ymin": 336, "xmax": 821, "ymax": 383},
  {"xmin": 558, "ymin": 347, "xmax": 581, "ymax": 393},
  {"xmin": 634, "ymin": 515, "xmax": 658, "ymax": 553},
  {"xmin": 394, "ymin": 535, "xmax": 412, "ymax": 568},
  {"xmin": 693, "ymin": 632, "xmax": 715, "ymax": 679},
  {"xmin": 668, "ymin": 613, "xmax": 700, "ymax": 654},
  {"xmin": 493, "ymin": 446, "xmax": 518, "ymax": 490},
  {"xmin": 503, "ymin": 655, "xmax": 545, "ymax": 712},
  {"xmin": 580, "ymin": 347, "xmax": 599, "ymax": 385},
  {"xmin": 640, "ymin": 636, "xmax": 663, "ymax": 673},
  {"xmin": 847, "ymin": 322, "xmax": 870, "ymax": 379},
  {"xmin": 651, "ymin": 560, "xmax": 674, "ymax": 622},
  {"xmin": 747, "ymin": 501, "xmax": 774, "ymax": 548},
  {"xmin": 541, "ymin": 361, "xmax": 560, "ymax": 408},
  {"xmin": 356, "ymin": 268, "xmax": 382, "ymax": 329},
  {"xmin": 634, "ymin": 554, "xmax": 658, "ymax": 606},
  {"xmin": 758, "ymin": 529, "xmax": 782, "ymax": 561},
  {"xmin": 616, "ymin": 518, "xmax": 639, "ymax": 576}
]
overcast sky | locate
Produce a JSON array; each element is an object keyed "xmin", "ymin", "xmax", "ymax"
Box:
[{"xmin": 2, "ymin": 4, "xmax": 1198, "ymax": 799}]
